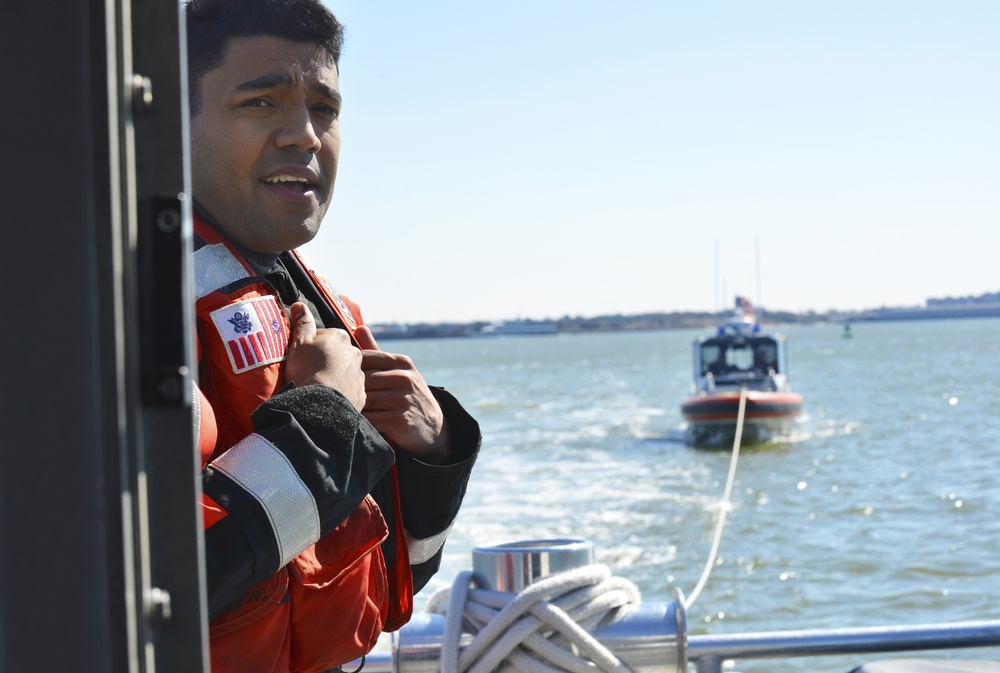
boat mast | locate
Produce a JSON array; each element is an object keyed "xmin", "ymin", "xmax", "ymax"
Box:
[
  {"xmin": 755, "ymin": 235, "xmax": 762, "ymax": 313},
  {"xmin": 714, "ymin": 239, "xmax": 721, "ymax": 317}
]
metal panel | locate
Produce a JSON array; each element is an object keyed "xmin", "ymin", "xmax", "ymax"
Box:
[
  {"xmin": 129, "ymin": 0, "xmax": 208, "ymax": 670},
  {"xmin": 0, "ymin": 0, "xmax": 205, "ymax": 670}
]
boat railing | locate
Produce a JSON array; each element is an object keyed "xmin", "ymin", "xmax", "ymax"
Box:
[
  {"xmin": 362, "ymin": 614, "xmax": 1000, "ymax": 673},
  {"xmin": 685, "ymin": 620, "xmax": 1000, "ymax": 673},
  {"xmin": 365, "ymin": 540, "xmax": 998, "ymax": 673}
]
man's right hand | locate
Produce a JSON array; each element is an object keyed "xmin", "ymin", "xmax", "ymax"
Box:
[{"xmin": 284, "ymin": 302, "xmax": 366, "ymax": 411}]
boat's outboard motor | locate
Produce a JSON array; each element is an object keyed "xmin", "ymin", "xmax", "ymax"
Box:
[{"xmin": 393, "ymin": 539, "xmax": 688, "ymax": 673}]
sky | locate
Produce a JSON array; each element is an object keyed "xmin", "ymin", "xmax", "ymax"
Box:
[{"xmin": 304, "ymin": 1, "xmax": 1000, "ymax": 324}]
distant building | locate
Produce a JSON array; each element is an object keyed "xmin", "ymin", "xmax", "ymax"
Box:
[{"xmin": 861, "ymin": 290, "xmax": 1000, "ymax": 322}]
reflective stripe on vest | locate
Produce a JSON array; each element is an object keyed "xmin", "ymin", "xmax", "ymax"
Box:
[
  {"xmin": 194, "ymin": 242, "xmax": 252, "ymax": 300},
  {"xmin": 210, "ymin": 432, "xmax": 322, "ymax": 568}
]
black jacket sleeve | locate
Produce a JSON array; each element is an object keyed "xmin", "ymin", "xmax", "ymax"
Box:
[
  {"xmin": 371, "ymin": 386, "xmax": 480, "ymax": 594},
  {"xmin": 201, "ymin": 384, "xmax": 395, "ymax": 618}
]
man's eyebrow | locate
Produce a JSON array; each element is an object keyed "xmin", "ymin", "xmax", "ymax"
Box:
[
  {"xmin": 234, "ymin": 73, "xmax": 342, "ymax": 103},
  {"xmin": 314, "ymin": 83, "xmax": 342, "ymax": 105}
]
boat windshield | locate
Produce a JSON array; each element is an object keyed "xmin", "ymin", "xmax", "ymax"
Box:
[{"xmin": 701, "ymin": 337, "xmax": 779, "ymax": 377}]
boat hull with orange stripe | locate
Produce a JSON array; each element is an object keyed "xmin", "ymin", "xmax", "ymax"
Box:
[
  {"xmin": 682, "ymin": 390, "xmax": 803, "ymax": 447},
  {"xmin": 681, "ymin": 390, "xmax": 803, "ymax": 425}
]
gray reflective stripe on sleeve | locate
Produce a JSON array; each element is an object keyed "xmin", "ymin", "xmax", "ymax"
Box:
[
  {"xmin": 210, "ymin": 433, "xmax": 321, "ymax": 567},
  {"xmin": 191, "ymin": 382, "xmax": 201, "ymax": 441},
  {"xmin": 405, "ymin": 520, "xmax": 454, "ymax": 565},
  {"xmin": 194, "ymin": 243, "xmax": 251, "ymax": 299}
]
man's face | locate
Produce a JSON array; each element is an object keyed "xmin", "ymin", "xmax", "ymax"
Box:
[{"xmin": 190, "ymin": 35, "xmax": 341, "ymax": 253}]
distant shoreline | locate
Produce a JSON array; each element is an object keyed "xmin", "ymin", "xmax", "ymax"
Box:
[{"xmin": 370, "ymin": 301, "xmax": 1000, "ymax": 340}]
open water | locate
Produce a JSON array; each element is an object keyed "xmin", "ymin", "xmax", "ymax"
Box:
[{"xmin": 388, "ymin": 318, "xmax": 1000, "ymax": 672}]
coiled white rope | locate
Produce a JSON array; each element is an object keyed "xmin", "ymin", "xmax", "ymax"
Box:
[
  {"xmin": 426, "ymin": 564, "xmax": 641, "ymax": 673},
  {"xmin": 683, "ymin": 387, "xmax": 748, "ymax": 610}
]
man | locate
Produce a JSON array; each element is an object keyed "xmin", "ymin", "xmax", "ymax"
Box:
[
  {"xmin": 705, "ymin": 348, "xmax": 729, "ymax": 376},
  {"xmin": 185, "ymin": 1, "xmax": 481, "ymax": 671}
]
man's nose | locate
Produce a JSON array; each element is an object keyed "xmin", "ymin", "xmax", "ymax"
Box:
[{"xmin": 274, "ymin": 103, "xmax": 322, "ymax": 153}]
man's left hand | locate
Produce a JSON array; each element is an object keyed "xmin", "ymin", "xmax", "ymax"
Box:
[{"xmin": 354, "ymin": 326, "xmax": 451, "ymax": 464}]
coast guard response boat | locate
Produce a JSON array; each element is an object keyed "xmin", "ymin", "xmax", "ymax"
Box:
[{"xmin": 681, "ymin": 297, "xmax": 803, "ymax": 447}]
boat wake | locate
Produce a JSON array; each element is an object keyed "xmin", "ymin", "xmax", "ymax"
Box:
[{"xmin": 779, "ymin": 414, "xmax": 860, "ymax": 444}]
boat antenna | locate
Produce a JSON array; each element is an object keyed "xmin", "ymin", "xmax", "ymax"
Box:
[
  {"xmin": 755, "ymin": 235, "xmax": 762, "ymax": 312},
  {"xmin": 713, "ymin": 239, "xmax": 720, "ymax": 316}
]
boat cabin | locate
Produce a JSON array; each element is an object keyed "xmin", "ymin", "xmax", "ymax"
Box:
[{"xmin": 692, "ymin": 333, "xmax": 789, "ymax": 393}]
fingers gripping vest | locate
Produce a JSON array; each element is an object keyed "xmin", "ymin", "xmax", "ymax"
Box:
[
  {"xmin": 194, "ymin": 218, "xmax": 412, "ymax": 673},
  {"xmin": 288, "ymin": 247, "xmax": 413, "ymax": 632}
]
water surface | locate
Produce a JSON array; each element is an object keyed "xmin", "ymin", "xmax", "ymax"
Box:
[{"xmin": 392, "ymin": 318, "xmax": 1000, "ymax": 671}]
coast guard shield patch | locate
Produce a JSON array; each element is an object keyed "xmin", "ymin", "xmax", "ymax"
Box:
[{"xmin": 211, "ymin": 296, "xmax": 289, "ymax": 374}]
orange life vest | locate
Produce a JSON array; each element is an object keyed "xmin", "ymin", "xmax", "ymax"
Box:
[{"xmin": 194, "ymin": 216, "xmax": 412, "ymax": 673}]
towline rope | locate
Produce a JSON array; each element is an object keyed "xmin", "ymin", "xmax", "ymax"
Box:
[
  {"xmin": 427, "ymin": 564, "xmax": 641, "ymax": 673},
  {"xmin": 426, "ymin": 390, "xmax": 747, "ymax": 670},
  {"xmin": 683, "ymin": 386, "xmax": 748, "ymax": 610}
]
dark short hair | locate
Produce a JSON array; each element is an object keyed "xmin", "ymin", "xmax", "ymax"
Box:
[{"xmin": 185, "ymin": 0, "xmax": 344, "ymax": 115}]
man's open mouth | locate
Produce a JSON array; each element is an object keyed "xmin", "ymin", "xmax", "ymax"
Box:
[{"xmin": 262, "ymin": 174, "xmax": 315, "ymax": 194}]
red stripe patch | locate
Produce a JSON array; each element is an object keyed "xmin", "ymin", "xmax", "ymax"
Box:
[
  {"xmin": 256, "ymin": 330, "xmax": 273, "ymax": 360},
  {"xmin": 239, "ymin": 336, "xmax": 256, "ymax": 366},
  {"xmin": 211, "ymin": 296, "xmax": 289, "ymax": 374},
  {"xmin": 262, "ymin": 299, "xmax": 288, "ymax": 354},
  {"xmin": 250, "ymin": 332, "xmax": 267, "ymax": 362},
  {"xmin": 252, "ymin": 301, "xmax": 277, "ymax": 358},
  {"xmin": 228, "ymin": 340, "xmax": 246, "ymax": 369}
]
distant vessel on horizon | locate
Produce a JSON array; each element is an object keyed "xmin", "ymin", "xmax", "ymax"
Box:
[{"xmin": 477, "ymin": 319, "xmax": 558, "ymax": 337}]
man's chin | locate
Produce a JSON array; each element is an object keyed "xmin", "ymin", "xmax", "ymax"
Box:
[
  {"xmin": 234, "ymin": 215, "xmax": 321, "ymax": 254},
  {"xmin": 273, "ymin": 217, "xmax": 323, "ymax": 252}
]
